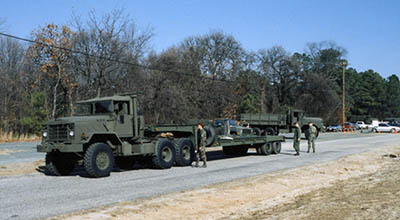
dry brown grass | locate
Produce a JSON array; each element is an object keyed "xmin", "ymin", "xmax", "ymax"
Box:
[{"xmin": 0, "ymin": 131, "xmax": 40, "ymax": 143}]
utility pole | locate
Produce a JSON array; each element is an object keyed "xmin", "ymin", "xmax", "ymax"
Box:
[{"xmin": 342, "ymin": 61, "xmax": 347, "ymax": 128}]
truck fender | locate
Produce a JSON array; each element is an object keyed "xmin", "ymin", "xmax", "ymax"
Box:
[{"xmin": 87, "ymin": 133, "xmax": 123, "ymax": 149}]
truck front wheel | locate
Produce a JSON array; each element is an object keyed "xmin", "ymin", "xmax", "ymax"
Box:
[
  {"xmin": 84, "ymin": 143, "xmax": 114, "ymax": 177},
  {"xmin": 152, "ymin": 139, "xmax": 175, "ymax": 169},
  {"xmin": 45, "ymin": 152, "xmax": 76, "ymax": 176}
]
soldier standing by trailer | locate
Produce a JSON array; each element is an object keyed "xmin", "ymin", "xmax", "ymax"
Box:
[
  {"xmin": 293, "ymin": 121, "xmax": 301, "ymax": 156},
  {"xmin": 307, "ymin": 122, "xmax": 317, "ymax": 153},
  {"xmin": 194, "ymin": 123, "xmax": 207, "ymax": 168}
]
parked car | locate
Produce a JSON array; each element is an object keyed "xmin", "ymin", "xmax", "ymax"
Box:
[
  {"xmin": 356, "ymin": 121, "xmax": 368, "ymax": 129},
  {"xmin": 372, "ymin": 123, "xmax": 400, "ymax": 133},
  {"xmin": 326, "ymin": 125, "xmax": 342, "ymax": 132},
  {"xmin": 388, "ymin": 121, "xmax": 400, "ymax": 127}
]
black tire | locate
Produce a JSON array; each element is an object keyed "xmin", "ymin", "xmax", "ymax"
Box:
[
  {"xmin": 260, "ymin": 143, "xmax": 273, "ymax": 155},
  {"xmin": 45, "ymin": 152, "xmax": 76, "ymax": 176},
  {"xmin": 175, "ymin": 139, "xmax": 194, "ymax": 166},
  {"xmin": 152, "ymin": 139, "xmax": 175, "ymax": 169},
  {"xmin": 264, "ymin": 128, "xmax": 275, "ymax": 136},
  {"xmin": 115, "ymin": 157, "xmax": 135, "ymax": 170},
  {"xmin": 204, "ymin": 125, "xmax": 216, "ymax": 147},
  {"xmin": 84, "ymin": 142, "xmax": 114, "ymax": 177},
  {"xmin": 253, "ymin": 128, "xmax": 261, "ymax": 136},
  {"xmin": 256, "ymin": 147, "xmax": 262, "ymax": 155},
  {"xmin": 272, "ymin": 142, "xmax": 282, "ymax": 154}
]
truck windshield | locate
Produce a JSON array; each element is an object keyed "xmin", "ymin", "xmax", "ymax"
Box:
[
  {"xmin": 94, "ymin": 101, "xmax": 113, "ymax": 114},
  {"xmin": 75, "ymin": 103, "xmax": 92, "ymax": 115}
]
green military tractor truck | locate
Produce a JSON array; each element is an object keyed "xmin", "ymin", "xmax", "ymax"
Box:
[
  {"xmin": 37, "ymin": 94, "xmax": 285, "ymax": 178},
  {"xmin": 240, "ymin": 109, "xmax": 323, "ymax": 137}
]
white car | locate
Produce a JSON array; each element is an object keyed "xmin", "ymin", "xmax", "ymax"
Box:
[
  {"xmin": 356, "ymin": 121, "xmax": 368, "ymax": 129},
  {"xmin": 372, "ymin": 123, "xmax": 400, "ymax": 133}
]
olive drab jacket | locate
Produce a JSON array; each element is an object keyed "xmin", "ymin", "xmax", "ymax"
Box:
[
  {"xmin": 308, "ymin": 125, "xmax": 317, "ymax": 138},
  {"xmin": 199, "ymin": 128, "xmax": 207, "ymax": 147},
  {"xmin": 294, "ymin": 126, "xmax": 301, "ymax": 142}
]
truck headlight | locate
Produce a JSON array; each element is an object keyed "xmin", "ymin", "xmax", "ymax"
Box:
[
  {"xmin": 43, "ymin": 131, "xmax": 48, "ymax": 137},
  {"xmin": 69, "ymin": 131, "xmax": 75, "ymax": 137}
]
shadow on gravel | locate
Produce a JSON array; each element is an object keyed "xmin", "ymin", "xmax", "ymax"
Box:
[{"xmin": 35, "ymin": 149, "xmax": 282, "ymax": 178}]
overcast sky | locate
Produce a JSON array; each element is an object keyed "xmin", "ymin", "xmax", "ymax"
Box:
[{"xmin": 1, "ymin": 0, "xmax": 399, "ymax": 77}]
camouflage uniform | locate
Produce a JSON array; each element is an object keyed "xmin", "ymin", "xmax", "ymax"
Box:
[
  {"xmin": 195, "ymin": 128, "xmax": 207, "ymax": 167},
  {"xmin": 307, "ymin": 125, "xmax": 317, "ymax": 153},
  {"xmin": 293, "ymin": 125, "xmax": 301, "ymax": 155}
]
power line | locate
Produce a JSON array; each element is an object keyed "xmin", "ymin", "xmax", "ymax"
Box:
[{"xmin": 0, "ymin": 32, "xmax": 234, "ymax": 84}]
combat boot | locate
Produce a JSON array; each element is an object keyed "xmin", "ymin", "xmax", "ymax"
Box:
[
  {"xmin": 201, "ymin": 162, "xmax": 207, "ymax": 168},
  {"xmin": 192, "ymin": 160, "xmax": 200, "ymax": 168}
]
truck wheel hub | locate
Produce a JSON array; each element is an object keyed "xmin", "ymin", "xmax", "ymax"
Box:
[{"xmin": 96, "ymin": 152, "xmax": 110, "ymax": 170}]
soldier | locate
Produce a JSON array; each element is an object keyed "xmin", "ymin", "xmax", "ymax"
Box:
[
  {"xmin": 293, "ymin": 121, "xmax": 301, "ymax": 156},
  {"xmin": 194, "ymin": 122, "xmax": 207, "ymax": 168},
  {"xmin": 307, "ymin": 122, "xmax": 317, "ymax": 153}
]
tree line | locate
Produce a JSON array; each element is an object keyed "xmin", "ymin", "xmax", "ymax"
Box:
[{"xmin": 0, "ymin": 10, "xmax": 399, "ymax": 136}]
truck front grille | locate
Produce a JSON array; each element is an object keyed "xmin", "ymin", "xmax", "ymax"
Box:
[{"xmin": 48, "ymin": 124, "xmax": 69, "ymax": 141}]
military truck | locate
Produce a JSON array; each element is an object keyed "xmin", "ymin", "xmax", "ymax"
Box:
[
  {"xmin": 240, "ymin": 109, "xmax": 323, "ymax": 137},
  {"xmin": 37, "ymin": 94, "xmax": 285, "ymax": 178}
]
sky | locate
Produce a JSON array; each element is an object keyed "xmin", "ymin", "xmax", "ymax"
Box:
[{"xmin": 1, "ymin": 0, "xmax": 399, "ymax": 78}]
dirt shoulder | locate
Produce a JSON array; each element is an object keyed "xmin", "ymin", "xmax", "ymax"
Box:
[
  {"xmin": 0, "ymin": 160, "xmax": 44, "ymax": 176},
  {"xmin": 49, "ymin": 145, "xmax": 400, "ymax": 220}
]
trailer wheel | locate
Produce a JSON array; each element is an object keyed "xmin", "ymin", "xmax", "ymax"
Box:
[
  {"xmin": 152, "ymin": 139, "xmax": 175, "ymax": 169},
  {"xmin": 175, "ymin": 139, "xmax": 194, "ymax": 166},
  {"xmin": 272, "ymin": 142, "xmax": 282, "ymax": 154},
  {"xmin": 253, "ymin": 128, "xmax": 261, "ymax": 136},
  {"xmin": 115, "ymin": 157, "xmax": 135, "ymax": 170},
  {"xmin": 260, "ymin": 143, "xmax": 273, "ymax": 155},
  {"xmin": 264, "ymin": 128, "xmax": 275, "ymax": 136},
  {"xmin": 204, "ymin": 125, "xmax": 216, "ymax": 147},
  {"xmin": 45, "ymin": 152, "xmax": 76, "ymax": 176},
  {"xmin": 84, "ymin": 142, "xmax": 114, "ymax": 177},
  {"xmin": 256, "ymin": 147, "xmax": 262, "ymax": 155}
]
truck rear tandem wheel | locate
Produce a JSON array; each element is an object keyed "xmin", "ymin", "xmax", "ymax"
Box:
[
  {"xmin": 175, "ymin": 138, "xmax": 194, "ymax": 166},
  {"xmin": 152, "ymin": 139, "xmax": 176, "ymax": 169}
]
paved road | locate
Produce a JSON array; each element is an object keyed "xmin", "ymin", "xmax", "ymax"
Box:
[
  {"xmin": 0, "ymin": 141, "xmax": 42, "ymax": 165},
  {"xmin": 0, "ymin": 133, "xmax": 399, "ymax": 220}
]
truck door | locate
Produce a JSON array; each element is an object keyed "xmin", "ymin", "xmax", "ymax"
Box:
[{"xmin": 114, "ymin": 101, "xmax": 134, "ymax": 137}]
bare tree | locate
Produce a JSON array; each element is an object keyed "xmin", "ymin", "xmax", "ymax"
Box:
[
  {"xmin": 0, "ymin": 37, "xmax": 27, "ymax": 133},
  {"xmin": 71, "ymin": 9, "xmax": 153, "ymax": 98}
]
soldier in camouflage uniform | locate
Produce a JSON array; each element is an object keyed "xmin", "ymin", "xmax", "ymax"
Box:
[
  {"xmin": 194, "ymin": 123, "xmax": 207, "ymax": 168},
  {"xmin": 307, "ymin": 122, "xmax": 317, "ymax": 153},
  {"xmin": 293, "ymin": 121, "xmax": 301, "ymax": 156}
]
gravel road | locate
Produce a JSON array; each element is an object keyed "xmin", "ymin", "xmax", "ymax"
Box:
[{"xmin": 0, "ymin": 133, "xmax": 398, "ymax": 220}]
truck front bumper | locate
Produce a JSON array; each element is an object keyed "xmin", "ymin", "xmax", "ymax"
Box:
[{"xmin": 37, "ymin": 143, "xmax": 83, "ymax": 153}]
